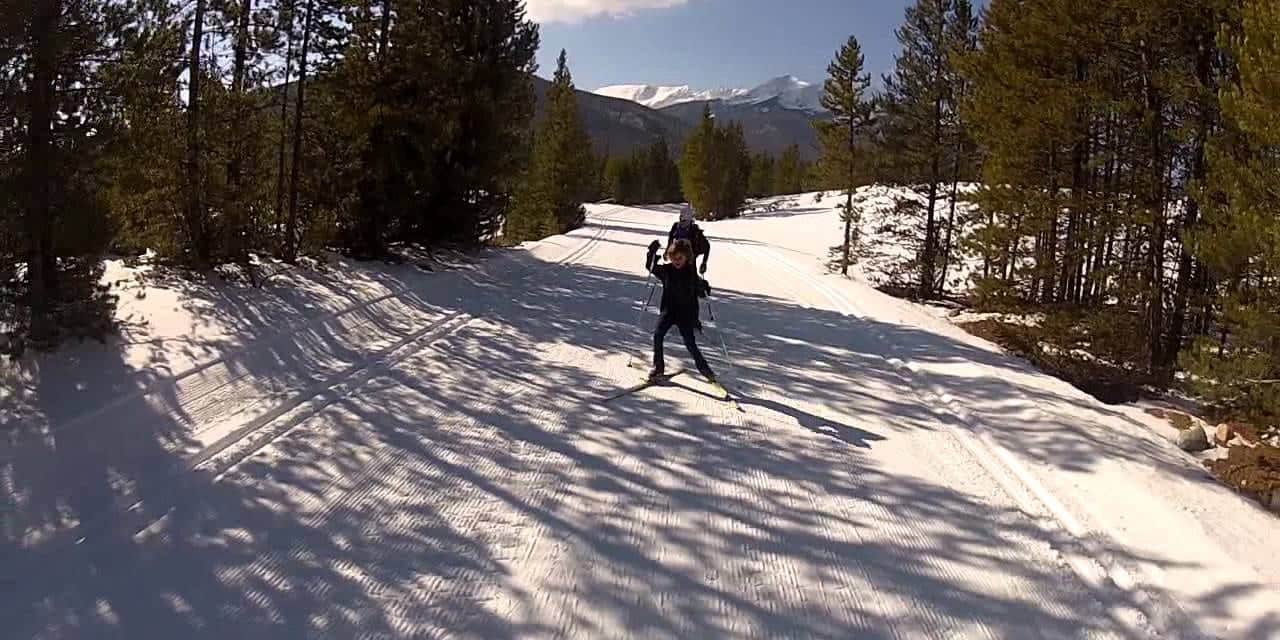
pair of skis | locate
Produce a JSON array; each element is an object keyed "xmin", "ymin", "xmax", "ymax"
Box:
[
  {"xmin": 600, "ymin": 368, "xmax": 686, "ymax": 403},
  {"xmin": 602, "ymin": 363, "xmax": 742, "ymax": 411}
]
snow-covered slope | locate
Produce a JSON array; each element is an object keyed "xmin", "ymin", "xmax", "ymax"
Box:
[
  {"xmin": 2, "ymin": 196, "xmax": 1276, "ymax": 639},
  {"xmin": 595, "ymin": 75, "xmax": 826, "ymax": 113},
  {"xmin": 593, "ymin": 83, "xmax": 748, "ymax": 110},
  {"xmin": 741, "ymin": 185, "xmax": 983, "ymax": 294},
  {"xmin": 739, "ymin": 74, "xmax": 825, "ymax": 112}
]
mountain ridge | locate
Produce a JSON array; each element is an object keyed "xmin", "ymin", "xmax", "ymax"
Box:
[
  {"xmin": 533, "ymin": 74, "xmax": 827, "ymax": 160},
  {"xmin": 594, "ymin": 74, "xmax": 826, "ymax": 114}
]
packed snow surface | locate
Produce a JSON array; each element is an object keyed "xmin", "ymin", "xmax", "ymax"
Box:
[{"xmin": 1, "ymin": 192, "xmax": 1276, "ymax": 639}]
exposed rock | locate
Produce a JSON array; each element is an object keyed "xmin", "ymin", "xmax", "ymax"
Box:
[
  {"xmin": 1215, "ymin": 423, "xmax": 1235, "ymax": 447},
  {"xmin": 1176, "ymin": 426, "xmax": 1211, "ymax": 452},
  {"xmin": 1147, "ymin": 407, "xmax": 1195, "ymax": 431}
]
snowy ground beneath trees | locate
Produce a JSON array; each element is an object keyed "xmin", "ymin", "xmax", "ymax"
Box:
[{"xmin": 0, "ymin": 199, "xmax": 1276, "ymax": 639}]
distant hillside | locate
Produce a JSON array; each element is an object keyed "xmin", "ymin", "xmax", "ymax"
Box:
[
  {"xmin": 659, "ymin": 97, "xmax": 829, "ymax": 160},
  {"xmin": 534, "ymin": 76, "xmax": 829, "ymax": 160},
  {"xmin": 532, "ymin": 76, "xmax": 690, "ymax": 157}
]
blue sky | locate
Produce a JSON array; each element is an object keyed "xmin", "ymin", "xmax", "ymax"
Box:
[{"xmin": 529, "ymin": 0, "xmax": 925, "ymax": 91}]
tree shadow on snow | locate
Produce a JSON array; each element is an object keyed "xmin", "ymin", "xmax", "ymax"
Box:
[{"xmin": 0, "ymin": 211, "xmax": 1273, "ymax": 638}]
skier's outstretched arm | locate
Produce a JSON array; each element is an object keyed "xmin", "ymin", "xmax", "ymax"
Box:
[{"xmin": 646, "ymin": 240, "xmax": 666, "ymax": 277}]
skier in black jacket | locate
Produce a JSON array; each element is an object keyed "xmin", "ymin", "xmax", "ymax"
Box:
[
  {"xmin": 668, "ymin": 205, "xmax": 711, "ymax": 274},
  {"xmin": 646, "ymin": 238, "xmax": 715, "ymax": 382}
]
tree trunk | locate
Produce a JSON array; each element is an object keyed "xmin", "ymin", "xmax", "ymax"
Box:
[
  {"xmin": 229, "ymin": 0, "xmax": 252, "ymax": 187},
  {"xmin": 1062, "ymin": 132, "xmax": 1086, "ymax": 305},
  {"xmin": 939, "ymin": 121, "xmax": 964, "ymax": 296},
  {"xmin": 25, "ymin": 0, "xmax": 60, "ymax": 324},
  {"xmin": 841, "ymin": 210, "xmax": 853, "ymax": 277},
  {"xmin": 1141, "ymin": 46, "xmax": 1168, "ymax": 374},
  {"xmin": 377, "ymin": 0, "xmax": 392, "ymax": 59},
  {"xmin": 284, "ymin": 0, "xmax": 315, "ymax": 263},
  {"xmin": 275, "ymin": 0, "xmax": 296, "ymax": 242},
  {"xmin": 187, "ymin": 0, "xmax": 207, "ymax": 265},
  {"xmin": 842, "ymin": 87, "xmax": 857, "ymax": 277},
  {"xmin": 918, "ymin": 4, "xmax": 947, "ymax": 300},
  {"xmin": 1164, "ymin": 30, "xmax": 1215, "ymax": 368},
  {"xmin": 1041, "ymin": 147, "xmax": 1059, "ymax": 303},
  {"xmin": 1088, "ymin": 113, "xmax": 1117, "ymax": 305}
]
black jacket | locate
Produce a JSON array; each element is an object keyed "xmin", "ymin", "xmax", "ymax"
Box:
[
  {"xmin": 668, "ymin": 222, "xmax": 711, "ymax": 267},
  {"xmin": 646, "ymin": 252, "xmax": 710, "ymax": 323}
]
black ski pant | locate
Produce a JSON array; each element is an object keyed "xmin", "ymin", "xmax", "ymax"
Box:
[{"xmin": 653, "ymin": 312, "xmax": 713, "ymax": 376}]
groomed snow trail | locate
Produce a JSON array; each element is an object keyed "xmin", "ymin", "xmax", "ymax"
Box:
[{"xmin": 1, "ymin": 205, "xmax": 1275, "ymax": 639}]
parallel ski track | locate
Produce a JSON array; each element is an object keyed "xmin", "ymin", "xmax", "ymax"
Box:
[
  {"xmin": 728, "ymin": 240, "xmax": 1166, "ymax": 639},
  {"xmin": 159, "ymin": 341, "xmax": 600, "ymax": 638},
  {"xmin": 124, "ymin": 210, "xmax": 669, "ymax": 637},
  {"xmin": 721, "ymin": 242, "xmax": 989, "ymax": 638},
  {"xmin": 5, "ymin": 207, "xmax": 624, "ymax": 448},
  {"xmin": 0, "ymin": 209, "xmax": 627, "ymax": 610}
]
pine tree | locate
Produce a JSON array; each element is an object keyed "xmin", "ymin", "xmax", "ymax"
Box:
[
  {"xmin": 280, "ymin": 0, "xmax": 346, "ymax": 260},
  {"xmin": 423, "ymin": 0, "xmax": 541, "ymax": 244},
  {"xmin": 775, "ymin": 144, "xmax": 805, "ymax": 195},
  {"xmin": 605, "ymin": 155, "xmax": 633, "ymax": 203},
  {"xmin": 961, "ymin": 0, "xmax": 1229, "ymax": 375},
  {"xmin": 343, "ymin": 0, "xmax": 539, "ymax": 251},
  {"xmin": 748, "ymin": 153, "xmax": 776, "ymax": 198},
  {"xmin": 509, "ymin": 49, "xmax": 594, "ymax": 241},
  {"xmin": 882, "ymin": 0, "xmax": 958, "ymax": 299},
  {"xmin": 961, "ymin": 0, "xmax": 1079, "ymax": 305},
  {"xmin": 680, "ymin": 108, "xmax": 750, "ymax": 220},
  {"xmin": 2, "ymin": 0, "xmax": 121, "ymax": 346},
  {"xmin": 936, "ymin": 0, "xmax": 978, "ymax": 293},
  {"xmin": 816, "ymin": 35, "xmax": 875, "ymax": 276},
  {"xmin": 716, "ymin": 121, "xmax": 752, "ymax": 219},
  {"xmin": 644, "ymin": 139, "xmax": 680, "ymax": 203},
  {"xmin": 1184, "ymin": 0, "xmax": 1280, "ymax": 417},
  {"xmin": 680, "ymin": 106, "xmax": 717, "ymax": 217}
]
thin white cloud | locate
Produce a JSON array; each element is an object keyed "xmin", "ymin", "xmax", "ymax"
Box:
[{"xmin": 525, "ymin": 0, "xmax": 689, "ymax": 24}]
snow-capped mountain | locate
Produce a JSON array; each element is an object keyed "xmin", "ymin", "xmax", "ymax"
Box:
[
  {"xmin": 741, "ymin": 75, "xmax": 824, "ymax": 113},
  {"xmin": 594, "ymin": 75, "xmax": 826, "ymax": 113},
  {"xmin": 593, "ymin": 84, "xmax": 749, "ymax": 110}
]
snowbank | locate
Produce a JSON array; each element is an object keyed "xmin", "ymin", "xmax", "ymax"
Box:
[{"xmin": 741, "ymin": 185, "xmax": 983, "ymax": 295}]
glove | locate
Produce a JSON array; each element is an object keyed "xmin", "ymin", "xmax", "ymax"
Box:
[
  {"xmin": 698, "ymin": 279, "xmax": 711, "ymax": 298},
  {"xmin": 647, "ymin": 240, "xmax": 661, "ymax": 256},
  {"xmin": 699, "ymin": 261, "xmax": 707, "ymax": 275}
]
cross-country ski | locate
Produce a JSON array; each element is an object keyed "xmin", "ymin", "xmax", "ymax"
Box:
[{"xmin": 601, "ymin": 368, "xmax": 686, "ymax": 403}]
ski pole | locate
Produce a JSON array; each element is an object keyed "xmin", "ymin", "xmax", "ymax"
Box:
[
  {"xmin": 635, "ymin": 248, "xmax": 666, "ymax": 327},
  {"xmin": 635, "ymin": 272, "xmax": 657, "ymax": 328},
  {"xmin": 627, "ymin": 278, "xmax": 656, "ymax": 370},
  {"xmin": 628, "ymin": 253, "xmax": 662, "ymax": 369},
  {"xmin": 705, "ymin": 297, "xmax": 734, "ymax": 374}
]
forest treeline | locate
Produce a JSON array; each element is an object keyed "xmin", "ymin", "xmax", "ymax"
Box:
[
  {"xmin": 0, "ymin": 0, "xmax": 818, "ymax": 351},
  {"xmin": 817, "ymin": 0, "xmax": 1280, "ymax": 418}
]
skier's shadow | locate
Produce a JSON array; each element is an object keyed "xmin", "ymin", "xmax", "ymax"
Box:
[{"xmin": 668, "ymin": 379, "xmax": 887, "ymax": 449}]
